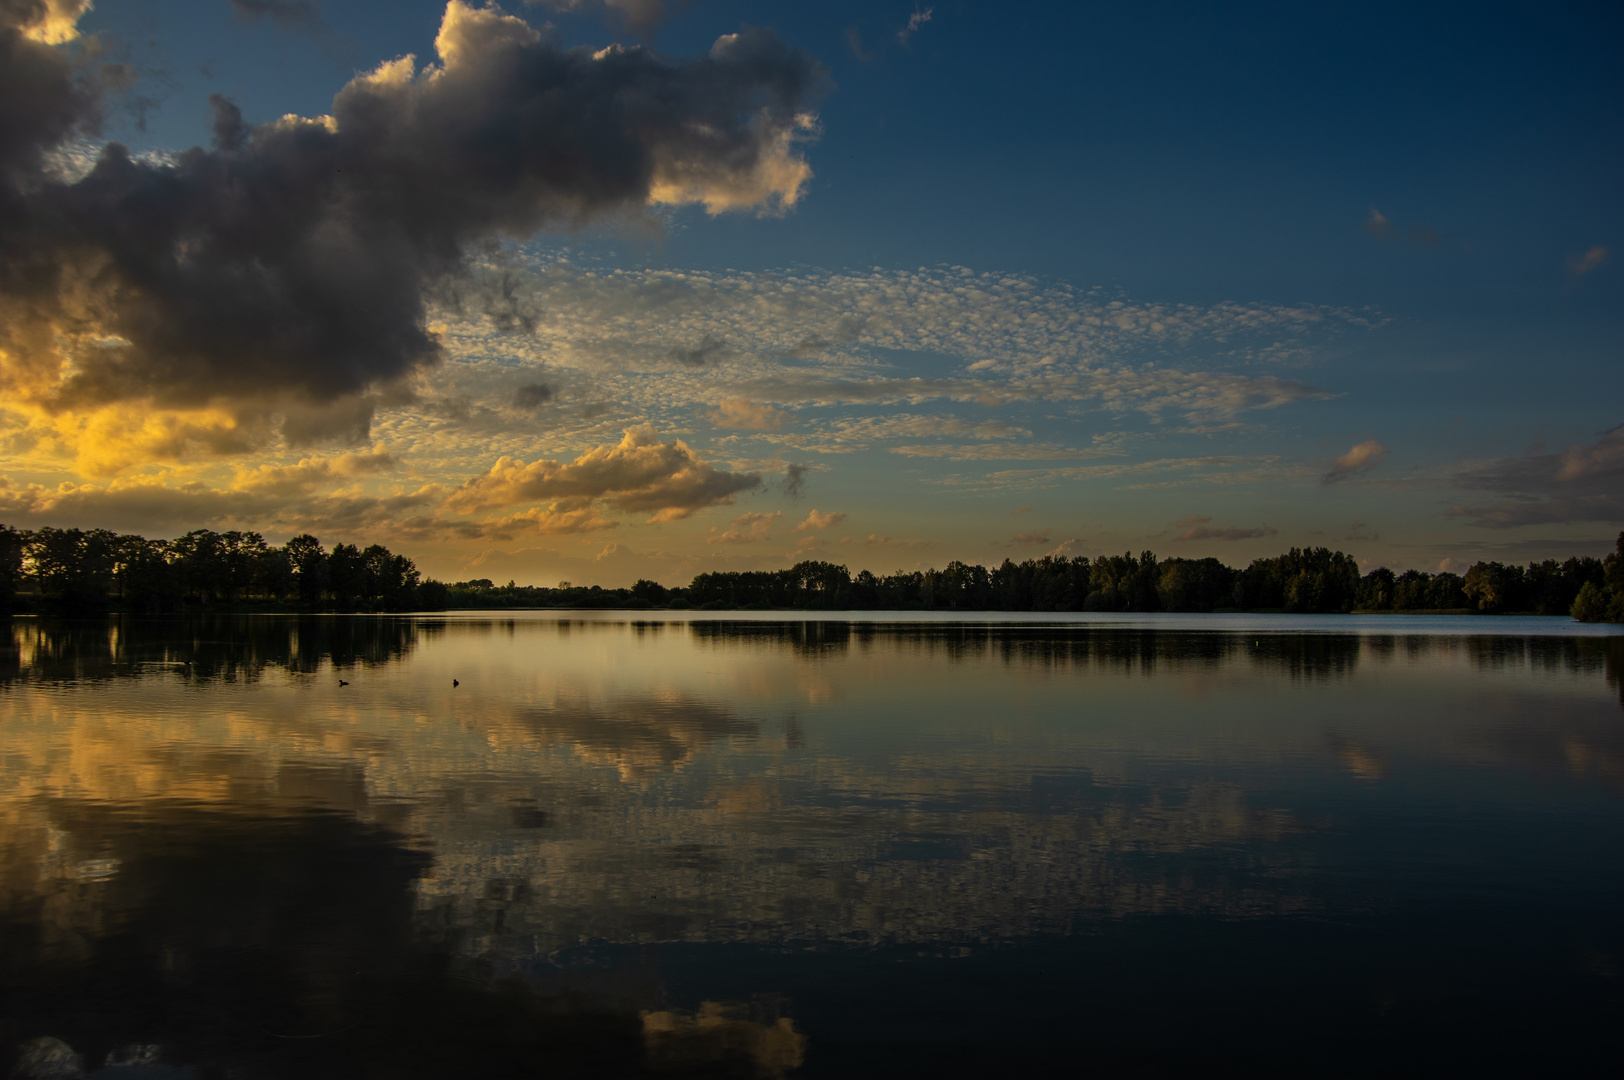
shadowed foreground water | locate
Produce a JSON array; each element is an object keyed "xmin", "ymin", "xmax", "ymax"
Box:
[{"xmin": 1, "ymin": 613, "xmax": 1621, "ymax": 1077}]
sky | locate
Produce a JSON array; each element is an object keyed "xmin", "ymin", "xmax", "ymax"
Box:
[{"xmin": 1, "ymin": 0, "xmax": 1620, "ymax": 587}]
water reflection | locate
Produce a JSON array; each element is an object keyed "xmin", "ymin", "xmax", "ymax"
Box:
[
  {"xmin": 1, "ymin": 615, "xmax": 1620, "ymax": 1076},
  {"xmin": 1, "ymin": 615, "xmax": 423, "ymax": 684},
  {"xmin": 2, "ymin": 798, "xmax": 795, "ymax": 1079}
]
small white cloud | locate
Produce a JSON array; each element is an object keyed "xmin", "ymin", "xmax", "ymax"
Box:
[
  {"xmin": 897, "ymin": 5, "xmax": 932, "ymax": 46},
  {"xmin": 793, "ymin": 508, "xmax": 846, "ymax": 532},
  {"xmin": 1323, "ymin": 440, "xmax": 1389, "ymax": 484}
]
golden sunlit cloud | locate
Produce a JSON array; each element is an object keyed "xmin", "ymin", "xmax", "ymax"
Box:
[
  {"xmin": 16, "ymin": 0, "xmax": 91, "ymax": 44},
  {"xmin": 444, "ymin": 426, "xmax": 762, "ymax": 522},
  {"xmin": 793, "ymin": 509, "xmax": 845, "ymax": 531},
  {"xmin": 708, "ymin": 510, "xmax": 780, "ymax": 544}
]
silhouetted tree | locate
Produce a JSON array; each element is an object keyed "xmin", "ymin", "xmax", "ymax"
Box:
[
  {"xmin": 0, "ymin": 524, "xmax": 23, "ymax": 615},
  {"xmin": 1356, "ymin": 567, "xmax": 1396, "ymax": 611},
  {"xmin": 328, "ymin": 543, "xmax": 365, "ymax": 610},
  {"xmin": 30, "ymin": 527, "xmax": 117, "ymax": 614},
  {"xmin": 286, "ymin": 534, "xmax": 328, "ymax": 609},
  {"xmin": 1573, "ymin": 531, "xmax": 1624, "ymax": 622}
]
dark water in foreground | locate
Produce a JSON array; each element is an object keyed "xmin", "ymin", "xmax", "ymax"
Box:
[{"xmin": 1, "ymin": 613, "xmax": 1621, "ymax": 1078}]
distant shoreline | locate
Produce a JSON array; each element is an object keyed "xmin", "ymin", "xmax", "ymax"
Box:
[{"xmin": 1, "ymin": 606, "xmax": 1588, "ymax": 619}]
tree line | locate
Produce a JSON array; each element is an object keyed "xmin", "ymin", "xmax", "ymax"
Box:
[
  {"xmin": 0, "ymin": 526, "xmax": 431, "ymax": 615},
  {"xmin": 682, "ymin": 536, "xmax": 1622, "ymax": 619},
  {"xmin": 1, "ymin": 523, "xmax": 1620, "ymax": 620}
]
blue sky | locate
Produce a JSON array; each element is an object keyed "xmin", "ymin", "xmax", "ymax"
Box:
[{"xmin": 2, "ymin": 0, "xmax": 1619, "ymax": 584}]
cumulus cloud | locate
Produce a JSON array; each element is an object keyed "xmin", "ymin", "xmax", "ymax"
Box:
[
  {"xmin": 8, "ymin": 0, "xmax": 91, "ymax": 44},
  {"xmin": 709, "ymin": 399, "xmax": 783, "ymax": 430},
  {"xmin": 231, "ymin": 444, "xmax": 399, "ymax": 495},
  {"xmin": 1567, "ymin": 245, "xmax": 1609, "ymax": 277},
  {"xmin": 793, "ymin": 508, "xmax": 844, "ymax": 532},
  {"xmin": 444, "ymin": 425, "xmax": 760, "ymax": 521},
  {"xmin": 1173, "ymin": 515, "xmax": 1277, "ymax": 542},
  {"xmin": 1323, "ymin": 439, "xmax": 1388, "ymax": 484},
  {"xmin": 0, "ymin": 1, "xmax": 823, "ymax": 459},
  {"xmin": 1449, "ymin": 425, "xmax": 1624, "ymax": 528},
  {"xmin": 489, "ymin": 502, "xmax": 618, "ymax": 535},
  {"xmin": 707, "ymin": 510, "xmax": 779, "ymax": 544}
]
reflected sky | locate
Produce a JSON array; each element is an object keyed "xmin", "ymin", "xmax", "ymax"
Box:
[{"xmin": 2, "ymin": 615, "xmax": 1621, "ymax": 1077}]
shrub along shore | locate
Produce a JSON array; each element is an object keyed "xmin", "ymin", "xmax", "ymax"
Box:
[{"xmin": 1, "ymin": 524, "xmax": 1620, "ymax": 622}]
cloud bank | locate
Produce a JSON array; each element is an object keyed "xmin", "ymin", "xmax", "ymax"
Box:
[
  {"xmin": 0, "ymin": 1, "xmax": 822, "ymax": 460},
  {"xmin": 444, "ymin": 425, "xmax": 760, "ymax": 522},
  {"xmin": 1450, "ymin": 425, "xmax": 1624, "ymax": 528}
]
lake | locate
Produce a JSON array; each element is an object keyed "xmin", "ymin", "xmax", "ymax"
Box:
[{"xmin": 2, "ymin": 613, "xmax": 1621, "ymax": 1078}]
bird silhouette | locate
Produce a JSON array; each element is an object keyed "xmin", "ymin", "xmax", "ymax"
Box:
[
  {"xmin": 452, "ymin": 679, "xmax": 459, "ymax": 687},
  {"xmin": 338, "ymin": 679, "xmax": 349, "ymax": 687}
]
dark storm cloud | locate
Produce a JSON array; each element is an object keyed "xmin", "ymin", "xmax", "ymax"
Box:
[
  {"xmin": 0, "ymin": 1, "xmax": 103, "ymax": 186},
  {"xmin": 1448, "ymin": 424, "xmax": 1624, "ymax": 528},
  {"xmin": 0, "ymin": 1, "xmax": 823, "ymax": 444}
]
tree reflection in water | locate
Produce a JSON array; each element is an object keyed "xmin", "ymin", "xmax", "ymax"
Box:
[
  {"xmin": 0, "ymin": 614, "xmax": 1618, "ymax": 1076},
  {"xmin": 0, "ymin": 797, "xmax": 798, "ymax": 1079}
]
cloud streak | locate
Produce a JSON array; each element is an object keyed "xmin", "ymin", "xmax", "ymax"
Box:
[
  {"xmin": 1449, "ymin": 424, "xmax": 1624, "ymax": 528},
  {"xmin": 1173, "ymin": 515, "xmax": 1277, "ymax": 542},
  {"xmin": 1566, "ymin": 245, "xmax": 1609, "ymax": 277}
]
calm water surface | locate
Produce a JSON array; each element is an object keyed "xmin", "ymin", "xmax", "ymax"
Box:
[{"xmin": 2, "ymin": 613, "xmax": 1621, "ymax": 1077}]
